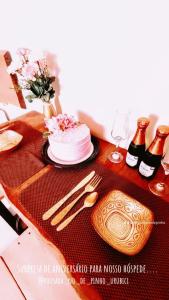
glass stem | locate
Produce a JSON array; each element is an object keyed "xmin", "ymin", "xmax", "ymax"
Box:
[
  {"xmin": 162, "ymin": 174, "xmax": 168, "ymax": 183},
  {"xmin": 115, "ymin": 140, "xmax": 120, "ymax": 152},
  {"xmin": 158, "ymin": 173, "xmax": 168, "ymax": 188}
]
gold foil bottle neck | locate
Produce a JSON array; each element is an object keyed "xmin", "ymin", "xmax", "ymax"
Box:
[
  {"xmin": 132, "ymin": 117, "xmax": 150, "ymax": 145},
  {"xmin": 137, "ymin": 117, "xmax": 150, "ymax": 128},
  {"xmin": 148, "ymin": 126, "xmax": 169, "ymax": 155},
  {"xmin": 157, "ymin": 125, "xmax": 169, "ymax": 137}
]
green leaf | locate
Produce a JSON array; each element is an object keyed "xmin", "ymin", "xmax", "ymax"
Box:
[
  {"xmin": 30, "ymin": 82, "xmax": 41, "ymax": 96},
  {"xmin": 49, "ymin": 88, "xmax": 55, "ymax": 98},
  {"xmin": 43, "ymin": 131, "xmax": 51, "ymax": 139},
  {"xmin": 25, "ymin": 94, "xmax": 36, "ymax": 102},
  {"xmin": 36, "ymin": 78, "xmax": 44, "ymax": 86}
]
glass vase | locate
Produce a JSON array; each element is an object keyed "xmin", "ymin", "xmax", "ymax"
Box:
[{"xmin": 43, "ymin": 102, "xmax": 56, "ymax": 119}]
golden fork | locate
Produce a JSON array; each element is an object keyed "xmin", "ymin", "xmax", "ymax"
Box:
[{"xmin": 51, "ymin": 174, "xmax": 102, "ymax": 226}]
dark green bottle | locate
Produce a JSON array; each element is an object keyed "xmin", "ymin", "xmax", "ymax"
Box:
[{"xmin": 126, "ymin": 117, "xmax": 150, "ymax": 168}]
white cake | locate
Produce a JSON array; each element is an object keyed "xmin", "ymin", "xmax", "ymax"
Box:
[{"xmin": 45, "ymin": 114, "xmax": 92, "ymax": 161}]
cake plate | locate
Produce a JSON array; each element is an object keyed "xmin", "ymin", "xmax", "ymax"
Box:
[{"xmin": 41, "ymin": 136, "xmax": 99, "ymax": 168}]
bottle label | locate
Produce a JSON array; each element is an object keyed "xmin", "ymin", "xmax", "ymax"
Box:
[
  {"xmin": 139, "ymin": 161, "xmax": 155, "ymax": 177},
  {"xmin": 126, "ymin": 152, "xmax": 138, "ymax": 167}
]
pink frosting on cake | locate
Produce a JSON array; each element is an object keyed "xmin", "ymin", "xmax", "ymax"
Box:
[{"xmin": 48, "ymin": 124, "xmax": 92, "ymax": 161}]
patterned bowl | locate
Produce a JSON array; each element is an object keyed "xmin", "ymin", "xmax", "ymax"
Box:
[{"xmin": 91, "ymin": 190, "xmax": 154, "ymax": 256}]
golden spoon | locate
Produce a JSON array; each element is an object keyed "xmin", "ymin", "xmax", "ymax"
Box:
[{"xmin": 56, "ymin": 192, "xmax": 98, "ymax": 231}]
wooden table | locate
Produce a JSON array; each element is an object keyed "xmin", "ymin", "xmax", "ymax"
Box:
[
  {"xmin": 1, "ymin": 111, "xmax": 169, "ymax": 300},
  {"xmin": 1, "ymin": 111, "xmax": 168, "ymax": 202}
]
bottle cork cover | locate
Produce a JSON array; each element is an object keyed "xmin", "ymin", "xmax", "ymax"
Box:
[{"xmin": 91, "ymin": 190, "xmax": 154, "ymax": 256}]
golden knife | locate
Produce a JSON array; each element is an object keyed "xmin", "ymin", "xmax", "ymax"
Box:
[
  {"xmin": 42, "ymin": 170, "xmax": 95, "ymax": 221},
  {"xmin": 51, "ymin": 174, "xmax": 102, "ymax": 226}
]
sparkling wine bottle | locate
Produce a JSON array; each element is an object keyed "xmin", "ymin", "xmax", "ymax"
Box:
[
  {"xmin": 126, "ymin": 117, "xmax": 150, "ymax": 168},
  {"xmin": 139, "ymin": 125, "xmax": 169, "ymax": 179}
]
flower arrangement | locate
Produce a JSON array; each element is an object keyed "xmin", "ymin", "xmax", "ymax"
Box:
[
  {"xmin": 45, "ymin": 114, "xmax": 78, "ymax": 133},
  {"xmin": 8, "ymin": 48, "xmax": 55, "ymax": 103}
]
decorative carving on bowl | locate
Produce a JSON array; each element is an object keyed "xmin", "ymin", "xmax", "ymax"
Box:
[{"xmin": 91, "ymin": 190, "xmax": 154, "ymax": 255}]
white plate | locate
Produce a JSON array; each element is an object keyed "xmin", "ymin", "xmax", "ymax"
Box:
[
  {"xmin": 0, "ymin": 130, "xmax": 23, "ymax": 153},
  {"xmin": 47, "ymin": 143, "xmax": 94, "ymax": 165}
]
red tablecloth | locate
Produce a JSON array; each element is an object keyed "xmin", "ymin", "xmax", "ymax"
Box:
[
  {"xmin": 17, "ymin": 161, "xmax": 169, "ymax": 300},
  {"xmin": 0, "ymin": 121, "xmax": 45, "ymax": 188}
]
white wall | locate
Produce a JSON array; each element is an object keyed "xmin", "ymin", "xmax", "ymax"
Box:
[{"xmin": 1, "ymin": 0, "xmax": 169, "ymax": 148}]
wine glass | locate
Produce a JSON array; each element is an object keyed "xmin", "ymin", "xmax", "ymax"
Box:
[
  {"xmin": 149, "ymin": 157, "xmax": 169, "ymax": 197},
  {"xmin": 108, "ymin": 111, "xmax": 130, "ymax": 163}
]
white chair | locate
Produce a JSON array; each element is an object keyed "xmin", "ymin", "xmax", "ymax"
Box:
[
  {"xmin": 1, "ymin": 228, "xmax": 80, "ymax": 300},
  {"xmin": 0, "ymin": 257, "xmax": 24, "ymax": 300},
  {"xmin": 0, "ymin": 216, "xmax": 18, "ymax": 254},
  {"xmin": 0, "ymin": 107, "xmax": 10, "ymax": 123}
]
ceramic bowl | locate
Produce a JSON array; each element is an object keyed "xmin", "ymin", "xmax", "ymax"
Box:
[
  {"xmin": 0, "ymin": 130, "xmax": 23, "ymax": 154},
  {"xmin": 91, "ymin": 190, "xmax": 154, "ymax": 256}
]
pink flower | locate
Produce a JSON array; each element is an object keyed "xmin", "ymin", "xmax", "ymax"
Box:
[
  {"xmin": 45, "ymin": 114, "xmax": 78, "ymax": 133},
  {"xmin": 22, "ymin": 62, "xmax": 39, "ymax": 80},
  {"xmin": 17, "ymin": 48, "xmax": 30, "ymax": 57},
  {"xmin": 38, "ymin": 58, "xmax": 47, "ymax": 70},
  {"xmin": 56, "ymin": 114, "xmax": 77, "ymax": 131}
]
